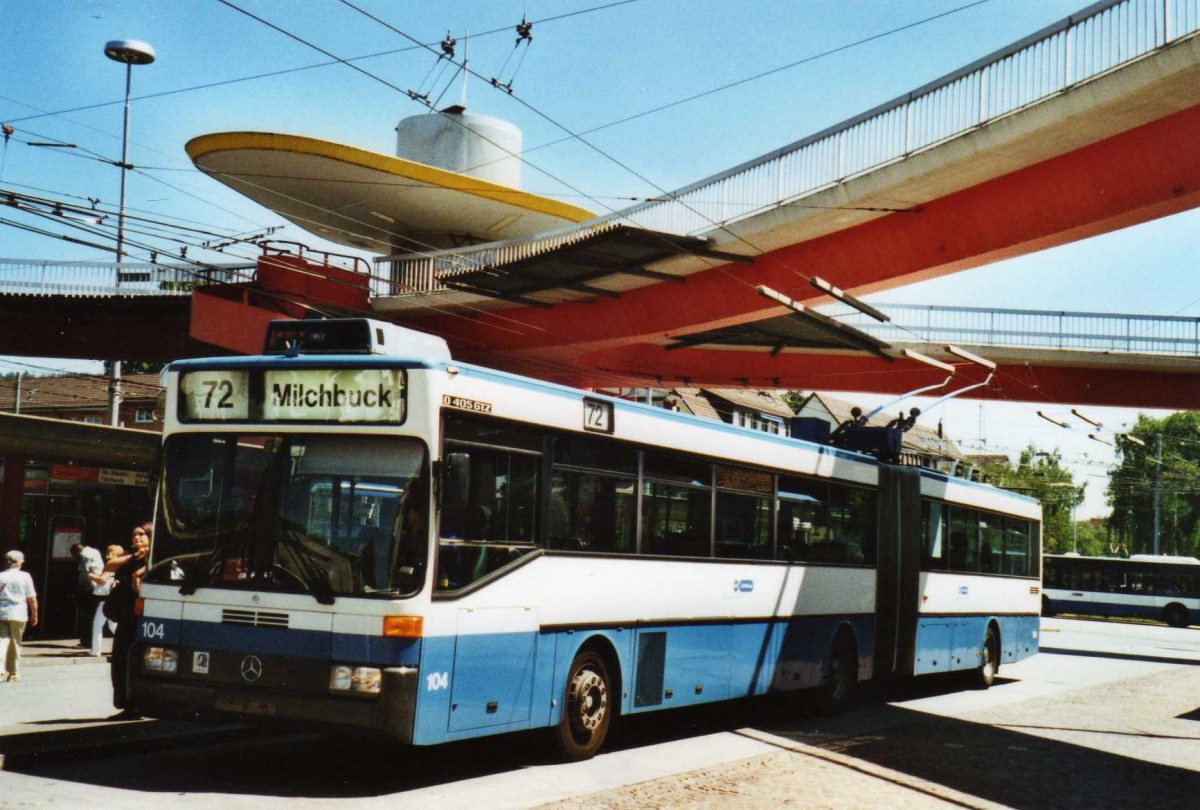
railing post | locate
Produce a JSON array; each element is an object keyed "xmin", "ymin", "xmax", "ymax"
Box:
[
  {"xmin": 1064, "ymin": 25, "xmax": 1073, "ymax": 89},
  {"xmin": 978, "ymin": 64, "xmax": 987, "ymax": 125}
]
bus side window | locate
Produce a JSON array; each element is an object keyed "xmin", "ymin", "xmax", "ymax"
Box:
[{"xmin": 923, "ymin": 501, "xmax": 947, "ymax": 570}]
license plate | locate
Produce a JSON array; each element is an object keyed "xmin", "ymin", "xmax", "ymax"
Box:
[{"xmin": 216, "ymin": 695, "xmax": 276, "ymax": 716}]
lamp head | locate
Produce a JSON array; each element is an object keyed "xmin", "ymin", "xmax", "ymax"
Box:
[{"xmin": 105, "ymin": 39, "xmax": 156, "ymax": 65}]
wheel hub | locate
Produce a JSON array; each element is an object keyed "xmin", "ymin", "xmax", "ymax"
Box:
[{"xmin": 571, "ymin": 669, "xmax": 607, "ymax": 732}]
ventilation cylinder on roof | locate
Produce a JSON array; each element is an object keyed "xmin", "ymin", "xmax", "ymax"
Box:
[{"xmin": 395, "ymin": 106, "xmax": 523, "ymax": 189}]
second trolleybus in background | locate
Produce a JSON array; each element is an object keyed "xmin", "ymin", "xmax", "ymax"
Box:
[
  {"xmin": 128, "ymin": 318, "xmax": 1041, "ymax": 759},
  {"xmin": 1043, "ymin": 553, "xmax": 1200, "ymax": 627}
]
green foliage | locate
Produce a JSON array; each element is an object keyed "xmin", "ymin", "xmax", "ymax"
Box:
[
  {"xmin": 780, "ymin": 390, "xmax": 807, "ymax": 413},
  {"xmin": 1072, "ymin": 520, "xmax": 1115, "ymax": 556},
  {"xmin": 1107, "ymin": 413, "xmax": 1200, "ymax": 558},
  {"xmin": 121, "ymin": 361, "xmax": 167, "ymax": 375},
  {"xmin": 975, "ymin": 446, "xmax": 1083, "ymax": 553}
]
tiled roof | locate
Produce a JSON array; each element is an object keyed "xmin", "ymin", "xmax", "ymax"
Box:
[
  {"xmin": 665, "ymin": 388, "xmax": 722, "ymax": 420},
  {"xmin": 0, "ymin": 373, "xmax": 162, "ymax": 412},
  {"xmin": 700, "ymin": 387, "xmax": 795, "ymax": 419}
]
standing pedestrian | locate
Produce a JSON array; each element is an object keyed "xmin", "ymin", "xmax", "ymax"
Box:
[
  {"xmin": 71, "ymin": 542, "xmax": 104, "ymax": 648},
  {"xmin": 0, "ymin": 550, "xmax": 39, "ymax": 682},
  {"xmin": 86, "ymin": 544, "xmax": 124, "ymax": 656},
  {"xmin": 106, "ymin": 525, "xmax": 148, "ymax": 717}
]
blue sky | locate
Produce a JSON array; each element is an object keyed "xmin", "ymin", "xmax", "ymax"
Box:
[{"xmin": 1, "ymin": 0, "xmax": 1193, "ymax": 516}]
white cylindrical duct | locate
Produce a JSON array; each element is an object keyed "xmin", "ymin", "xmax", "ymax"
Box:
[{"xmin": 395, "ymin": 107, "xmax": 522, "ymax": 188}]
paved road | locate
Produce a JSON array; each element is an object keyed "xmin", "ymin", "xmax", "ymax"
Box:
[{"xmin": 1, "ymin": 619, "xmax": 1198, "ymax": 808}]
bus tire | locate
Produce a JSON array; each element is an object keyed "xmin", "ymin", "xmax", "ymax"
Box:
[
  {"xmin": 1163, "ymin": 603, "xmax": 1189, "ymax": 628},
  {"xmin": 817, "ymin": 630, "xmax": 858, "ymax": 713},
  {"xmin": 972, "ymin": 626, "xmax": 999, "ymax": 689},
  {"xmin": 554, "ymin": 649, "xmax": 612, "ymax": 761}
]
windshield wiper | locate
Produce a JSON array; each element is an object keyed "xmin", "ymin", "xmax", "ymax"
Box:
[{"xmin": 275, "ymin": 527, "xmax": 338, "ymax": 605}]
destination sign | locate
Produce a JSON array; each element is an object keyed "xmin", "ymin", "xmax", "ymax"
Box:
[
  {"xmin": 179, "ymin": 368, "xmax": 406, "ymax": 423},
  {"xmin": 263, "ymin": 369, "xmax": 405, "ymax": 422}
]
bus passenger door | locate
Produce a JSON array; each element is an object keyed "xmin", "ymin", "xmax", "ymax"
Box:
[
  {"xmin": 448, "ymin": 606, "xmax": 539, "ymax": 732},
  {"xmin": 874, "ymin": 465, "xmax": 922, "ymax": 680}
]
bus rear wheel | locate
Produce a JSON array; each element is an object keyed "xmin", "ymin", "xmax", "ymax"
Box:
[
  {"xmin": 971, "ymin": 627, "xmax": 999, "ymax": 689},
  {"xmin": 555, "ymin": 650, "xmax": 612, "ymax": 761},
  {"xmin": 1164, "ymin": 604, "xmax": 1189, "ymax": 628}
]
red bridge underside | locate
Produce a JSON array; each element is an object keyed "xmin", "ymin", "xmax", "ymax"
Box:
[
  {"xmin": 389, "ymin": 104, "xmax": 1200, "ymax": 410},
  {"xmin": 4, "ymin": 107, "xmax": 1200, "ymax": 410}
]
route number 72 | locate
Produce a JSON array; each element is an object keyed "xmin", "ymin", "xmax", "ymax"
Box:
[{"xmin": 201, "ymin": 379, "xmax": 235, "ymax": 409}]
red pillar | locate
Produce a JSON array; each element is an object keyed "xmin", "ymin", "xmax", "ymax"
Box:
[{"xmin": 0, "ymin": 452, "xmax": 27, "ymax": 552}]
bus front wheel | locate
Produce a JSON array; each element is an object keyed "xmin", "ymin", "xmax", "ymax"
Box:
[
  {"xmin": 971, "ymin": 626, "xmax": 999, "ymax": 689},
  {"xmin": 555, "ymin": 650, "xmax": 612, "ymax": 761},
  {"xmin": 1164, "ymin": 604, "xmax": 1189, "ymax": 628}
]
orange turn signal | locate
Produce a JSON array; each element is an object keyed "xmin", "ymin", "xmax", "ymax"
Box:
[
  {"xmin": 135, "ymin": 597, "xmax": 145, "ymax": 616},
  {"xmin": 383, "ymin": 616, "xmax": 424, "ymax": 638}
]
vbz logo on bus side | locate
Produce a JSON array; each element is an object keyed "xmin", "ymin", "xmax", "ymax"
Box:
[{"xmin": 733, "ymin": 579, "xmax": 754, "ymax": 593}]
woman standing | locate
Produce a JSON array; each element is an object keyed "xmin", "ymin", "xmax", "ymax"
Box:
[
  {"xmin": 107, "ymin": 526, "xmax": 148, "ymax": 718},
  {"xmin": 87, "ymin": 545, "xmax": 125, "ymax": 656},
  {"xmin": 0, "ymin": 550, "xmax": 39, "ymax": 682}
]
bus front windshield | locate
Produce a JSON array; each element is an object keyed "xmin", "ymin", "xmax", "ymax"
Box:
[{"xmin": 146, "ymin": 434, "xmax": 429, "ymax": 600}]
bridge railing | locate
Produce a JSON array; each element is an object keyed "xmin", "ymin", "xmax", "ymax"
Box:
[
  {"xmin": 0, "ymin": 259, "xmax": 254, "ymax": 296},
  {"xmin": 836, "ymin": 302, "xmax": 1200, "ymax": 356},
  {"xmin": 377, "ymin": 0, "xmax": 1200, "ymax": 297},
  {"xmin": 616, "ymin": 0, "xmax": 1200, "ymax": 237}
]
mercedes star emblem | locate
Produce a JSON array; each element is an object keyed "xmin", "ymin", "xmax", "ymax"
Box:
[{"xmin": 240, "ymin": 655, "xmax": 264, "ymax": 682}]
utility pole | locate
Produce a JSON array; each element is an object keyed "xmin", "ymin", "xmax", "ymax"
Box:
[
  {"xmin": 108, "ymin": 361, "xmax": 121, "ymax": 427},
  {"xmin": 1153, "ymin": 433, "xmax": 1162, "ymax": 555}
]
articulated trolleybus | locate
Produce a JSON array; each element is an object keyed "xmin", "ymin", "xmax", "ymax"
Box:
[{"xmin": 130, "ymin": 318, "xmax": 1040, "ymax": 759}]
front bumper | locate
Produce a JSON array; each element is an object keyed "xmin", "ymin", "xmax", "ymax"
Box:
[{"xmin": 130, "ymin": 651, "xmax": 419, "ymax": 743}]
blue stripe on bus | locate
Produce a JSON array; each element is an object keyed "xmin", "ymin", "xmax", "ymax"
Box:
[
  {"xmin": 409, "ymin": 614, "xmax": 876, "ymax": 746},
  {"xmin": 136, "ymin": 618, "xmax": 421, "ymax": 667},
  {"xmin": 1044, "ymin": 597, "xmax": 1162, "ymax": 621},
  {"xmin": 912, "ymin": 615, "xmax": 1039, "ymax": 675}
]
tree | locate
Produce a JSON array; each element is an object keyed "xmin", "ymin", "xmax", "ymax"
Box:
[
  {"xmin": 780, "ymin": 390, "xmax": 807, "ymax": 413},
  {"xmin": 1072, "ymin": 520, "xmax": 1114, "ymax": 556},
  {"xmin": 1108, "ymin": 413, "xmax": 1200, "ymax": 558},
  {"xmin": 974, "ymin": 446, "xmax": 1083, "ymax": 554},
  {"xmin": 119, "ymin": 361, "xmax": 167, "ymax": 375}
]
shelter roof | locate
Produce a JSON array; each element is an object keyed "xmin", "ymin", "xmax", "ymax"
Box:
[{"xmin": 0, "ymin": 373, "xmax": 162, "ymax": 412}]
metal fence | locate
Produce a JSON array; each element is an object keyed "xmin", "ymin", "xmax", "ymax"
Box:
[
  {"xmin": 618, "ymin": 0, "xmax": 1200, "ymax": 237},
  {"xmin": 0, "ymin": 259, "xmax": 254, "ymax": 297},
  {"xmin": 377, "ymin": 0, "xmax": 1200, "ymax": 296},
  {"xmin": 837, "ymin": 302, "xmax": 1200, "ymax": 356}
]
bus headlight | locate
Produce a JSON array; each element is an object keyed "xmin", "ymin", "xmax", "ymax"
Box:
[
  {"xmin": 143, "ymin": 646, "xmax": 178, "ymax": 674},
  {"xmin": 329, "ymin": 664, "xmax": 382, "ymax": 695},
  {"xmin": 352, "ymin": 667, "xmax": 382, "ymax": 694},
  {"xmin": 329, "ymin": 665, "xmax": 353, "ymax": 691}
]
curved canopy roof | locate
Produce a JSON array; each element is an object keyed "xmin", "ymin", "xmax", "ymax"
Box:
[{"xmin": 186, "ymin": 132, "xmax": 595, "ymax": 253}]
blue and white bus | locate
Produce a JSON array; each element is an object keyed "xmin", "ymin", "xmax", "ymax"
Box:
[
  {"xmin": 129, "ymin": 318, "xmax": 1041, "ymax": 759},
  {"xmin": 1042, "ymin": 553, "xmax": 1199, "ymax": 627}
]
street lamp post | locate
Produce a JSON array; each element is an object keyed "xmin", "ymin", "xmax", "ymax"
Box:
[
  {"xmin": 104, "ymin": 39, "xmax": 155, "ymax": 268},
  {"xmin": 104, "ymin": 39, "xmax": 154, "ymax": 427}
]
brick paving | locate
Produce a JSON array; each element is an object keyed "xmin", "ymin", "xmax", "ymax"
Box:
[{"xmin": 536, "ymin": 664, "xmax": 1200, "ymax": 810}]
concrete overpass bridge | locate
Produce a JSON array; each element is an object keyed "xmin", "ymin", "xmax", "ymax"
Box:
[
  {"xmin": 4, "ymin": 257, "xmax": 1200, "ymax": 409},
  {"xmin": 368, "ymin": 0, "xmax": 1200, "ymax": 401},
  {"xmin": 5, "ymin": 0, "xmax": 1200, "ymax": 410}
]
